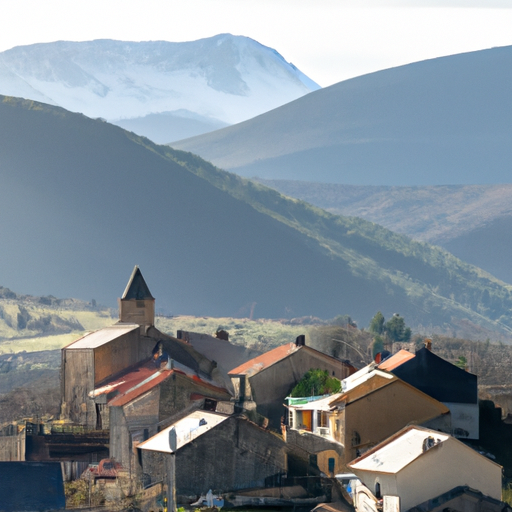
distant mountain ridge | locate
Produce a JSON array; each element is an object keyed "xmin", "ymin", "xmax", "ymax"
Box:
[
  {"xmin": 172, "ymin": 45, "xmax": 512, "ymax": 186},
  {"xmin": 0, "ymin": 35, "xmax": 319, "ymax": 143},
  {"xmin": 1, "ymin": 96, "xmax": 512, "ymax": 341},
  {"xmin": 256, "ymin": 179, "xmax": 512, "ymax": 287}
]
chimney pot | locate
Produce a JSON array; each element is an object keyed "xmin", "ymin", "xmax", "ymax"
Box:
[{"xmin": 295, "ymin": 335, "xmax": 306, "ymax": 347}]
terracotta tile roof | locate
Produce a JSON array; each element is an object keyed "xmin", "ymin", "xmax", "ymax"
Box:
[
  {"xmin": 108, "ymin": 370, "xmax": 175, "ymax": 406},
  {"xmin": 228, "ymin": 342, "xmax": 300, "ymax": 375},
  {"xmin": 91, "ymin": 359, "xmax": 229, "ymax": 408},
  {"xmin": 91, "ymin": 360, "xmax": 158, "ymax": 398},
  {"xmin": 378, "ymin": 349, "xmax": 415, "ymax": 371},
  {"xmin": 333, "ymin": 370, "xmax": 449, "ymax": 416}
]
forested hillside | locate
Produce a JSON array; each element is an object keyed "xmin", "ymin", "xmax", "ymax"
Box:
[{"xmin": 1, "ymin": 96, "xmax": 512, "ymax": 339}]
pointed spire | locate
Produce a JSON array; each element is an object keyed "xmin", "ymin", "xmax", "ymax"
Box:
[
  {"xmin": 119, "ymin": 266, "xmax": 155, "ymax": 326},
  {"xmin": 121, "ymin": 266, "xmax": 154, "ymax": 300}
]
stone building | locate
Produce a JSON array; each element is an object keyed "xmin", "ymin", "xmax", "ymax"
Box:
[
  {"xmin": 59, "ymin": 266, "xmax": 230, "ymax": 474},
  {"xmin": 138, "ymin": 410, "xmax": 287, "ymax": 498},
  {"xmin": 229, "ymin": 336, "xmax": 355, "ymax": 427},
  {"xmin": 60, "ymin": 266, "xmax": 227, "ymax": 429}
]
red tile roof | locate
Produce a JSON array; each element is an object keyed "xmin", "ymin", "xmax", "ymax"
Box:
[
  {"xmin": 228, "ymin": 342, "xmax": 300, "ymax": 375},
  {"xmin": 92, "ymin": 359, "xmax": 229, "ymax": 408},
  {"xmin": 378, "ymin": 349, "xmax": 415, "ymax": 371},
  {"xmin": 91, "ymin": 360, "xmax": 158, "ymax": 398}
]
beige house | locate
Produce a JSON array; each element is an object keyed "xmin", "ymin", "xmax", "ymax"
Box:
[
  {"xmin": 287, "ymin": 368, "xmax": 450, "ymax": 467},
  {"xmin": 349, "ymin": 425, "xmax": 503, "ymax": 512}
]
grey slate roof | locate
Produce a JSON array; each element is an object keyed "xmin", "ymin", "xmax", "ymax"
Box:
[
  {"xmin": 0, "ymin": 462, "xmax": 65, "ymax": 511},
  {"xmin": 121, "ymin": 265, "xmax": 154, "ymax": 300}
]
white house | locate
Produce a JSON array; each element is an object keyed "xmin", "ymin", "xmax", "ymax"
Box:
[{"xmin": 349, "ymin": 425, "xmax": 502, "ymax": 512}]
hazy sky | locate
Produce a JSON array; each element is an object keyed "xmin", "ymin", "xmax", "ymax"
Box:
[{"xmin": 2, "ymin": 0, "xmax": 512, "ymax": 87}]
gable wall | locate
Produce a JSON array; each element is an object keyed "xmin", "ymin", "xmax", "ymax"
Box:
[
  {"xmin": 174, "ymin": 416, "xmax": 287, "ymax": 495},
  {"xmin": 94, "ymin": 329, "xmax": 152, "ymax": 384},
  {"xmin": 110, "ymin": 388, "xmax": 161, "ymax": 472},
  {"xmin": 392, "ymin": 348, "xmax": 477, "ymax": 404},
  {"xmin": 357, "ymin": 438, "xmax": 502, "ymax": 512},
  {"xmin": 61, "ymin": 348, "xmax": 95, "ymax": 426},
  {"xmin": 343, "ymin": 381, "xmax": 449, "ymax": 464},
  {"xmin": 397, "ymin": 438, "xmax": 502, "ymax": 511},
  {"xmin": 158, "ymin": 372, "xmax": 230, "ymax": 421},
  {"xmin": 248, "ymin": 349, "xmax": 350, "ymax": 426}
]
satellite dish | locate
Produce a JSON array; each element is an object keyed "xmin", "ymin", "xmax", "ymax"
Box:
[{"xmin": 168, "ymin": 426, "xmax": 177, "ymax": 452}]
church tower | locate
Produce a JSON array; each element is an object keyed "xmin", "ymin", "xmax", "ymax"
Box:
[{"xmin": 118, "ymin": 265, "xmax": 155, "ymax": 325}]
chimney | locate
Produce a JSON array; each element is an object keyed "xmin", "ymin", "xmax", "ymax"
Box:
[
  {"xmin": 295, "ymin": 335, "xmax": 306, "ymax": 347},
  {"xmin": 424, "ymin": 339, "xmax": 432, "ymax": 351}
]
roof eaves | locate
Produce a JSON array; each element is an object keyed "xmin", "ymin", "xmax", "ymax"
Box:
[
  {"xmin": 349, "ymin": 424, "xmax": 419, "ymax": 467},
  {"xmin": 228, "ymin": 343, "xmax": 299, "ymax": 376}
]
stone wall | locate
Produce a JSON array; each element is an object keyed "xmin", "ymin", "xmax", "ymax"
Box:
[
  {"xmin": 142, "ymin": 415, "xmax": 287, "ymax": 497},
  {"xmin": 158, "ymin": 372, "xmax": 230, "ymax": 420},
  {"xmin": 286, "ymin": 428, "xmax": 344, "ymax": 475}
]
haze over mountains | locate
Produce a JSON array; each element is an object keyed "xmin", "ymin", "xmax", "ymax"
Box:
[
  {"xmin": 0, "ymin": 35, "xmax": 319, "ymax": 143},
  {"xmin": 256, "ymin": 180, "xmax": 512, "ymax": 286},
  {"xmin": 173, "ymin": 45, "xmax": 512, "ymax": 186},
  {"xmin": 2, "ymin": 96, "xmax": 512, "ymax": 341}
]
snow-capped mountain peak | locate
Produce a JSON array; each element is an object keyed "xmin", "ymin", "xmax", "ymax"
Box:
[{"xmin": 0, "ymin": 35, "xmax": 320, "ymax": 139}]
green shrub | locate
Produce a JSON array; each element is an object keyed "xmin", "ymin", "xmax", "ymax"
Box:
[{"xmin": 290, "ymin": 369, "xmax": 341, "ymax": 397}]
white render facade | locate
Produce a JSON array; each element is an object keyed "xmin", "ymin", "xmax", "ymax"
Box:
[{"xmin": 349, "ymin": 427, "xmax": 502, "ymax": 512}]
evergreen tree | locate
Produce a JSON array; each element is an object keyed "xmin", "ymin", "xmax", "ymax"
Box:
[{"xmin": 369, "ymin": 311, "xmax": 385, "ymax": 335}]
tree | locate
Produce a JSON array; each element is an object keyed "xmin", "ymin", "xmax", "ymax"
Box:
[
  {"xmin": 371, "ymin": 335, "xmax": 385, "ymax": 358},
  {"xmin": 369, "ymin": 311, "xmax": 385, "ymax": 335},
  {"xmin": 384, "ymin": 314, "xmax": 411, "ymax": 342},
  {"xmin": 368, "ymin": 311, "xmax": 412, "ymax": 345},
  {"xmin": 290, "ymin": 369, "xmax": 341, "ymax": 397},
  {"xmin": 455, "ymin": 355, "xmax": 467, "ymax": 370},
  {"xmin": 331, "ymin": 315, "xmax": 357, "ymax": 328}
]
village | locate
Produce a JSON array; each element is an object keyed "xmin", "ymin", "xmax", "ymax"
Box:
[{"xmin": 0, "ymin": 266, "xmax": 510, "ymax": 512}]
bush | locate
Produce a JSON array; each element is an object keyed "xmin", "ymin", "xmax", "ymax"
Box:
[{"xmin": 290, "ymin": 369, "xmax": 341, "ymax": 397}]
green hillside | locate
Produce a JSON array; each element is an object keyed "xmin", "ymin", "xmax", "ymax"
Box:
[
  {"xmin": 254, "ymin": 179, "xmax": 512, "ymax": 286},
  {"xmin": 151, "ymin": 143, "xmax": 512, "ymax": 339},
  {"xmin": 1, "ymin": 95, "xmax": 512, "ymax": 338}
]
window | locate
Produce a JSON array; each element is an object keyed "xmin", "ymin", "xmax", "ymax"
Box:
[
  {"xmin": 352, "ymin": 430, "xmax": 361, "ymax": 447},
  {"xmin": 317, "ymin": 411, "xmax": 329, "ymax": 428}
]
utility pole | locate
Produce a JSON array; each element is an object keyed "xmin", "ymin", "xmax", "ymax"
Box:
[{"xmin": 167, "ymin": 427, "xmax": 177, "ymax": 512}]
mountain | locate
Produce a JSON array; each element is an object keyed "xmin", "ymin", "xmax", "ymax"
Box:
[
  {"xmin": 0, "ymin": 35, "xmax": 319, "ymax": 143},
  {"xmin": 255, "ymin": 179, "xmax": 512, "ymax": 286},
  {"xmin": 113, "ymin": 111, "xmax": 229, "ymax": 145},
  {"xmin": 172, "ymin": 45, "xmax": 512, "ymax": 186},
  {"xmin": 2, "ymin": 95, "xmax": 512, "ymax": 340}
]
